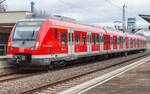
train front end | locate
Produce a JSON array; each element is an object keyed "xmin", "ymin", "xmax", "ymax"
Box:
[{"xmin": 7, "ymin": 19, "xmax": 51, "ymax": 67}]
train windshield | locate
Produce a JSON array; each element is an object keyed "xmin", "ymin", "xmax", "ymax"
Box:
[{"xmin": 13, "ymin": 21, "xmax": 43, "ymax": 40}]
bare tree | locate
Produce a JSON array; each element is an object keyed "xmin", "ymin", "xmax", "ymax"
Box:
[{"xmin": 0, "ymin": 0, "xmax": 6, "ymax": 12}]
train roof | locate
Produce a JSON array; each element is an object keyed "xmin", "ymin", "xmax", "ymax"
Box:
[
  {"xmin": 48, "ymin": 19, "xmax": 107, "ymax": 34},
  {"xmin": 106, "ymin": 30, "xmax": 126, "ymax": 36},
  {"xmin": 19, "ymin": 18, "xmax": 146, "ymax": 40},
  {"xmin": 19, "ymin": 19, "xmax": 45, "ymax": 22}
]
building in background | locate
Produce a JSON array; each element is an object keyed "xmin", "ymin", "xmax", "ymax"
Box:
[
  {"xmin": 138, "ymin": 14, "xmax": 150, "ymax": 49},
  {"xmin": 0, "ymin": 11, "xmax": 30, "ymax": 55},
  {"xmin": 127, "ymin": 18, "xmax": 136, "ymax": 30}
]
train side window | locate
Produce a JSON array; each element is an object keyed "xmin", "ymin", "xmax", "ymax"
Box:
[
  {"xmin": 75, "ymin": 33, "xmax": 80, "ymax": 45},
  {"xmin": 118, "ymin": 38, "xmax": 120, "ymax": 44},
  {"xmin": 82, "ymin": 34, "xmax": 86, "ymax": 45},
  {"xmin": 111, "ymin": 37, "xmax": 113, "ymax": 44},
  {"xmin": 126, "ymin": 38, "xmax": 128, "ymax": 46},
  {"xmin": 88, "ymin": 35, "xmax": 90, "ymax": 43},
  {"xmin": 61, "ymin": 32, "xmax": 67, "ymax": 45},
  {"xmin": 72, "ymin": 33, "xmax": 74, "ymax": 42},
  {"xmin": 108, "ymin": 37, "xmax": 110, "ymax": 45},
  {"xmin": 123, "ymin": 38, "xmax": 125, "ymax": 44},
  {"xmin": 119, "ymin": 38, "xmax": 121, "ymax": 44},
  {"xmin": 87, "ymin": 35, "xmax": 91, "ymax": 43},
  {"xmin": 96, "ymin": 35, "xmax": 99, "ymax": 45},
  {"xmin": 54, "ymin": 29, "xmax": 57, "ymax": 38},
  {"xmin": 100, "ymin": 35, "xmax": 103, "ymax": 43},
  {"xmin": 110, "ymin": 37, "xmax": 112, "ymax": 44},
  {"xmin": 99, "ymin": 36, "xmax": 101, "ymax": 43},
  {"xmin": 87, "ymin": 35, "xmax": 89, "ymax": 43},
  {"xmin": 89, "ymin": 35, "xmax": 91, "ymax": 43},
  {"xmin": 113, "ymin": 37, "xmax": 115, "ymax": 44},
  {"xmin": 69, "ymin": 33, "xmax": 71, "ymax": 42},
  {"xmin": 115, "ymin": 37, "xmax": 117, "ymax": 45},
  {"xmin": 104, "ymin": 36, "xmax": 106, "ymax": 45},
  {"xmin": 92, "ymin": 35, "xmax": 96, "ymax": 45}
]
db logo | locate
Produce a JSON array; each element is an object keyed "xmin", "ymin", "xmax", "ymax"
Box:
[{"xmin": 19, "ymin": 48, "xmax": 24, "ymax": 52}]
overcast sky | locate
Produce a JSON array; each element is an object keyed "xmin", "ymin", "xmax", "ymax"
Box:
[{"xmin": 3, "ymin": 0, "xmax": 150, "ymax": 27}]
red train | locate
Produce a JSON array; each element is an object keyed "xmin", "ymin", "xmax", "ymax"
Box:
[{"xmin": 7, "ymin": 18, "xmax": 147, "ymax": 69}]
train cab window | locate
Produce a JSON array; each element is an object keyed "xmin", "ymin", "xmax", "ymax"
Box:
[
  {"xmin": 75, "ymin": 33, "xmax": 80, "ymax": 45},
  {"xmin": 96, "ymin": 35, "xmax": 99, "ymax": 45},
  {"xmin": 61, "ymin": 32, "xmax": 67, "ymax": 45},
  {"xmin": 92, "ymin": 35, "xmax": 96, "ymax": 45},
  {"xmin": 82, "ymin": 34, "xmax": 86, "ymax": 45},
  {"xmin": 54, "ymin": 29, "xmax": 57, "ymax": 38}
]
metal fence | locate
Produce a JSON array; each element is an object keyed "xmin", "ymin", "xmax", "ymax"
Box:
[{"xmin": 0, "ymin": 44, "xmax": 7, "ymax": 55}]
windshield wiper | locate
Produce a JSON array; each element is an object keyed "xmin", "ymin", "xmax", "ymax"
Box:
[{"xmin": 32, "ymin": 30, "xmax": 35, "ymax": 37}]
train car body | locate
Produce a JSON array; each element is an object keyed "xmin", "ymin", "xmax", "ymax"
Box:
[{"xmin": 7, "ymin": 18, "xmax": 147, "ymax": 68}]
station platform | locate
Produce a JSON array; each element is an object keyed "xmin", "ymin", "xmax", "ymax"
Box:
[
  {"xmin": 0, "ymin": 55, "xmax": 9, "ymax": 69},
  {"xmin": 84, "ymin": 60, "xmax": 150, "ymax": 94},
  {"xmin": 0, "ymin": 55, "xmax": 7, "ymax": 60}
]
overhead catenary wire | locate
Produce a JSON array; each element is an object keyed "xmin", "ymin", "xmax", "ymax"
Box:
[{"xmin": 105, "ymin": 0, "xmax": 148, "ymax": 25}]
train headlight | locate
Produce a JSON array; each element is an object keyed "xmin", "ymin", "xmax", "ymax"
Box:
[
  {"xmin": 31, "ymin": 48, "xmax": 34, "ymax": 50},
  {"xmin": 35, "ymin": 42, "xmax": 39, "ymax": 50},
  {"xmin": 8, "ymin": 42, "xmax": 11, "ymax": 46},
  {"xmin": 10, "ymin": 48, "xmax": 13, "ymax": 50}
]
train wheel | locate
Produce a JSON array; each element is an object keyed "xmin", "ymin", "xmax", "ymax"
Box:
[
  {"xmin": 124, "ymin": 52, "xmax": 128, "ymax": 57},
  {"xmin": 48, "ymin": 62, "xmax": 55, "ymax": 70},
  {"xmin": 52, "ymin": 61, "xmax": 66, "ymax": 68},
  {"xmin": 58, "ymin": 61, "xmax": 66, "ymax": 67}
]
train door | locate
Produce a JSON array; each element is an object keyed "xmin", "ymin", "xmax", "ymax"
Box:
[
  {"xmin": 103, "ymin": 34, "xmax": 107, "ymax": 50},
  {"xmin": 110, "ymin": 35, "xmax": 113, "ymax": 51},
  {"xmin": 131, "ymin": 38, "xmax": 133, "ymax": 48},
  {"xmin": 68, "ymin": 29, "xmax": 74, "ymax": 55},
  {"xmin": 134, "ymin": 39, "xmax": 136, "ymax": 48},
  {"xmin": 91, "ymin": 33, "xmax": 100, "ymax": 51},
  {"xmin": 123, "ymin": 37, "xmax": 126, "ymax": 50},
  {"xmin": 87, "ymin": 32, "xmax": 91, "ymax": 53},
  {"xmin": 119, "ymin": 36, "xmax": 123, "ymax": 49},
  {"xmin": 74, "ymin": 31, "xmax": 81, "ymax": 53},
  {"xmin": 52, "ymin": 28, "xmax": 60, "ymax": 54},
  {"xmin": 91, "ymin": 33, "xmax": 96, "ymax": 51},
  {"xmin": 107, "ymin": 35, "xmax": 111, "ymax": 50},
  {"xmin": 57, "ymin": 28, "xmax": 68, "ymax": 54},
  {"xmin": 100, "ymin": 33, "xmax": 103, "ymax": 53},
  {"xmin": 81, "ymin": 32, "xmax": 87, "ymax": 52},
  {"xmin": 113, "ymin": 36, "xmax": 117, "ymax": 50},
  {"xmin": 125, "ymin": 37, "xmax": 128, "ymax": 49}
]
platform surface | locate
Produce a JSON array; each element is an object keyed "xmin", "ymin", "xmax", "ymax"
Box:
[
  {"xmin": 84, "ymin": 61, "xmax": 150, "ymax": 94},
  {"xmin": 0, "ymin": 56, "xmax": 9, "ymax": 69}
]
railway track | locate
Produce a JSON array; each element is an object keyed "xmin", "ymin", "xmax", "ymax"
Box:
[
  {"xmin": 20, "ymin": 51, "xmax": 150, "ymax": 94},
  {"xmin": 0, "ymin": 71, "xmax": 47, "ymax": 83},
  {"xmin": 0, "ymin": 51, "xmax": 148, "ymax": 94}
]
